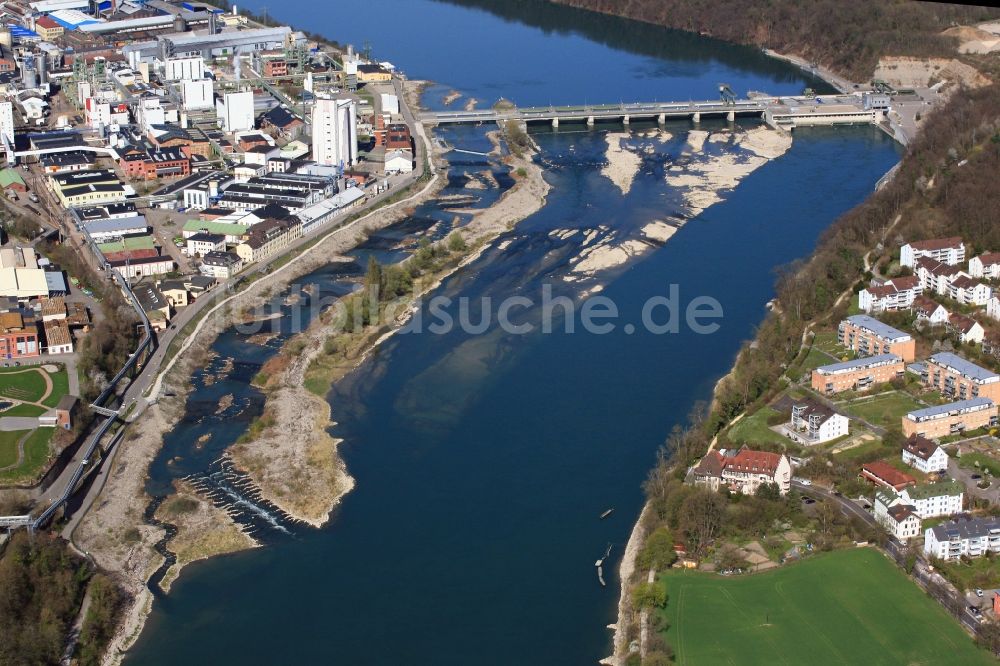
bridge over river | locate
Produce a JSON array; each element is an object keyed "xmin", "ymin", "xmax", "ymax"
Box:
[{"xmin": 420, "ymin": 93, "xmax": 890, "ymax": 133}]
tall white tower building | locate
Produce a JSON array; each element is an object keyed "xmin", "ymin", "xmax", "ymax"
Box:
[
  {"xmin": 0, "ymin": 101, "xmax": 13, "ymax": 148},
  {"xmin": 311, "ymin": 96, "xmax": 358, "ymax": 168}
]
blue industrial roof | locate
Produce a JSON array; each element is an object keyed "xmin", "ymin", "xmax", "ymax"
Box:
[
  {"xmin": 815, "ymin": 353, "xmax": 901, "ymax": 374},
  {"xmin": 845, "ymin": 315, "xmax": 912, "ymax": 342},
  {"xmin": 9, "ymin": 25, "xmax": 39, "ymax": 38},
  {"xmin": 929, "ymin": 352, "xmax": 999, "ymax": 382},
  {"xmin": 906, "ymin": 397, "xmax": 994, "ymax": 421}
]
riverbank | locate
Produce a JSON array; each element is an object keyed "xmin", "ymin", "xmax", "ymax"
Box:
[
  {"xmin": 76, "ymin": 95, "xmax": 549, "ymax": 665},
  {"xmin": 238, "ymin": 145, "xmax": 550, "ymax": 526}
]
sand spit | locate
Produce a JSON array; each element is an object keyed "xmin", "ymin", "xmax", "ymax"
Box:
[
  {"xmin": 737, "ymin": 126, "xmax": 794, "ymax": 159},
  {"xmin": 685, "ymin": 129, "xmax": 709, "ymax": 153},
  {"xmin": 229, "ymin": 389, "xmax": 354, "ymax": 527},
  {"xmin": 155, "ymin": 483, "xmax": 259, "ymax": 593},
  {"xmin": 443, "ymin": 90, "xmax": 462, "ymax": 106},
  {"xmin": 464, "ymin": 97, "xmax": 479, "ymax": 111},
  {"xmin": 601, "ymin": 132, "xmax": 643, "ymax": 195},
  {"xmin": 667, "ymin": 127, "xmax": 792, "ymax": 215},
  {"xmin": 641, "ymin": 220, "xmax": 680, "ymax": 244},
  {"xmin": 571, "ymin": 238, "xmax": 650, "ymax": 274}
]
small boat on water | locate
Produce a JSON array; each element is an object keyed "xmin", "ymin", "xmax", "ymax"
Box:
[
  {"xmin": 596, "ymin": 544, "xmax": 613, "ymax": 587},
  {"xmin": 600, "ymin": 508, "xmax": 614, "ymax": 519}
]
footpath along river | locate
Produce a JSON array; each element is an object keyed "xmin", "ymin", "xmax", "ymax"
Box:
[{"xmin": 125, "ymin": 1, "xmax": 901, "ymax": 663}]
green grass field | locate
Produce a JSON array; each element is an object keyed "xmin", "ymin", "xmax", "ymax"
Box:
[
  {"xmin": 657, "ymin": 548, "xmax": 993, "ymax": 666},
  {"xmin": 42, "ymin": 367, "xmax": 70, "ymax": 408},
  {"xmin": 726, "ymin": 408, "xmax": 789, "ymax": 447},
  {"xmin": 1, "ymin": 403, "xmax": 46, "ymax": 417},
  {"xmin": 0, "ymin": 428, "xmax": 52, "ymax": 481},
  {"xmin": 0, "ymin": 429, "xmax": 30, "ymax": 468},
  {"xmin": 0, "ymin": 367, "xmax": 48, "ymax": 403},
  {"xmin": 787, "ymin": 347, "xmax": 838, "ymax": 381},
  {"xmin": 841, "ymin": 392, "xmax": 923, "ymax": 430}
]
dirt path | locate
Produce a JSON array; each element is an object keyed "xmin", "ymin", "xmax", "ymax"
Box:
[{"xmin": 0, "ymin": 430, "xmax": 32, "ymax": 473}]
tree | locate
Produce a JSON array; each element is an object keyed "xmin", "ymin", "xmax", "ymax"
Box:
[
  {"xmin": 447, "ymin": 232, "xmax": 467, "ymax": 253},
  {"xmin": 717, "ymin": 545, "xmax": 750, "ymax": 572},
  {"xmin": 755, "ymin": 481, "xmax": 781, "ymax": 501},
  {"xmin": 643, "ymin": 651, "xmax": 673, "ymax": 666},
  {"xmin": 632, "ymin": 581, "xmax": 667, "ymax": 609},
  {"xmin": 678, "ymin": 489, "xmax": 725, "ymax": 558},
  {"xmin": 637, "ymin": 527, "xmax": 678, "ymax": 571}
]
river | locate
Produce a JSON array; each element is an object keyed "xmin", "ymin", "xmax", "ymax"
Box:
[{"xmin": 125, "ymin": 1, "xmax": 901, "ymax": 664}]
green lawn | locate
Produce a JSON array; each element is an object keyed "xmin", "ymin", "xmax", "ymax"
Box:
[
  {"xmin": 1, "ymin": 403, "xmax": 46, "ymax": 417},
  {"xmin": 0, "ymin": 367, "xmax": 48, "ymax": 403},
  {"xmin": 788, "ymin": 347, "xmax": 838, "ymax": 381},
  {"xmin": 0, "ymin": 429, "xmax": 29, "ymax": 468},
  {"xmin": 0, "ymin": 428, "xmax": 52, "ymax": 481},
  {"xmin": 833, "ymin": 438, "xmax": 886, "ymax": 461},
  {"xmin": 726, "ymin": 408, "xmax": 789, "ymax": 447},
  {"xmin": 42, "ymin": 367, "xmax": 70, "ymax": 408},
  {"xmin": 657, "ymin": 548, "xmax": 993, "ymax": 666},
  {"xmin": 812, "ymin": 330, "xmax": 850, "ymax": 357},
  {"xmin": 841, "ymin": 392, "xmax": 923, "ymax": 430}
]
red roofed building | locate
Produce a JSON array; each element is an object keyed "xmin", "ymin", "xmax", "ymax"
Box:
[
  {"xmin": 901, "ymin": 237, "xmax": 965, "ymax": 267},
  {"xmin": 861, "ymin": 461, "xmax": 916, "ymax": 491},
  {"xmin": 34, "ymin": 16, "xmax": 64, "ymax": 41},
  {"xmin": 859, "ymin": 275, "xmax": 922, "ymax": 313},
  {"xmin": 693, "ymin": 446, "xmax": 792, "ymax": 496}
]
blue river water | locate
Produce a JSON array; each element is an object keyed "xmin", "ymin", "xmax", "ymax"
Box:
[{"xmin": 125, "ymin": 2, "xmax": 901, "ymax": 664}]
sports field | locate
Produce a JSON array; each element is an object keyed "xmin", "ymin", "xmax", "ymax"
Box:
[{"xmin": 658, "ymin": 548, "xmax": 993, "ymax": 665}]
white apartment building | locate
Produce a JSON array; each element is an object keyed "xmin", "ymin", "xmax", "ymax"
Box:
[
  {"xmin": 312, "ymin": 96, "xmax": 358, "ymax": 168},
  {"xmin": 969, "ymin": 253, "xmax": 1000, "ymax": 279},
  {"xmin": 858, "ymin": 276, "xmax": 922, "ymax": 313},
  {"xmin": 873, "ymin": 498, "xmax": 922, "ymax": 541},
  {"xmin": 0, "ymin": 101, "xmax": 14, "ymax": 148},
  {"xmin": 900, "ymin": 435, "xmax": 949, "ymax": 474},
  {"xmin": 925, "ymin": 517, "xmax": 1000, "ymax": 560},
  {"xmin": 897, "ymin": 481, "xmax": 964, "ymax": 518},
  {"xmin": 901, "ymin": 237, "xmax": 965, "ymax": 267}
]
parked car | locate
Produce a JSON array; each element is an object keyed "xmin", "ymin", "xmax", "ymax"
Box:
[
  {"xmin": 977, "ymin": 589, "xmax": 984, "ymax": 598},
  {"xmin": 28, "ymin": 193, "xmax": 39, "ymax": 203}
]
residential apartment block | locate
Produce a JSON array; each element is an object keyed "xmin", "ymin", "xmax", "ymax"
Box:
[
  {"xmin": 811, "ymin": 353, "xmax": 904, "ymax": 395},
  {"xmin": 925, "ymin": 516, "xmax": 1000, "ymax": 560},
  {"xmin": 858, "ymin": 276, "xmax": 922, "ymax": 313},
  {"xmin": 901, "ymin": 435, "xmax": 949, "ymax": 474},
  {"xmin": 915, "ymin": 257, "xmax": 965, "ymax": 296},
  {"xmin": 922, "ymin": 352, "xmax": 1000, "ymax": 402},
  {"xmin": 692, "ymin": 446, "xmax": 792, "ymax": 496},
  {"xmin": 901, "ymin": 237, "xmax": 965, "ymax": 268},
  {"xmin": 902, "ymin": 397, "xmax": 998, "ymax": 438},
  {"xmin": 838, "ymin": 315, "xmax": 915, "ymax": 361},
  {"xmin": 788, "ymin": 402, "xmax": 849, "ymax": 445},
  {"xmin": 969, "ymin": 252, "xmax": 1000, "ymax": 279}
]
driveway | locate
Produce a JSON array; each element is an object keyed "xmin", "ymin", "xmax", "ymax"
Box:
[
  {"xmin": 0, "ymin": 416, "xmax": 41, "ymax": 430},
  {"xmin": 948, "ymin": 457, "xmax": 1000, "ymax": 504}
]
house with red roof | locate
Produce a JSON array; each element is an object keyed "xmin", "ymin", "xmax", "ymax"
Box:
[
  {"xmin": 861, "ymin": 461, "xmax": 916, "ymax": 491},
  {"xmin": 693, "ymin": 445, "xmax": 792, "ymax": 496}
]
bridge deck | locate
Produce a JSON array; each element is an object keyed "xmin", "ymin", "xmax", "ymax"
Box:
[{"xmin": 420, "ymin": 94, "xmax": 877, "ymax": 126}]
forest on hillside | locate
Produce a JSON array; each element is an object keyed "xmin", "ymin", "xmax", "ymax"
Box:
[{"xmin": 550, "ymin": 0, "xmax": 998, "ymax": 80}]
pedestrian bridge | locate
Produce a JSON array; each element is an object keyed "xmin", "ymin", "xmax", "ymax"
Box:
[{"xmin": 420, "ymin": 93, "xmax": 885, "ymax": 131}]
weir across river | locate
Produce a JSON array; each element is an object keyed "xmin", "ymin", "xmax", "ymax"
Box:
[{"xmin": 420, "ymin": 92, "xmax": 898, "ymax": 136}]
